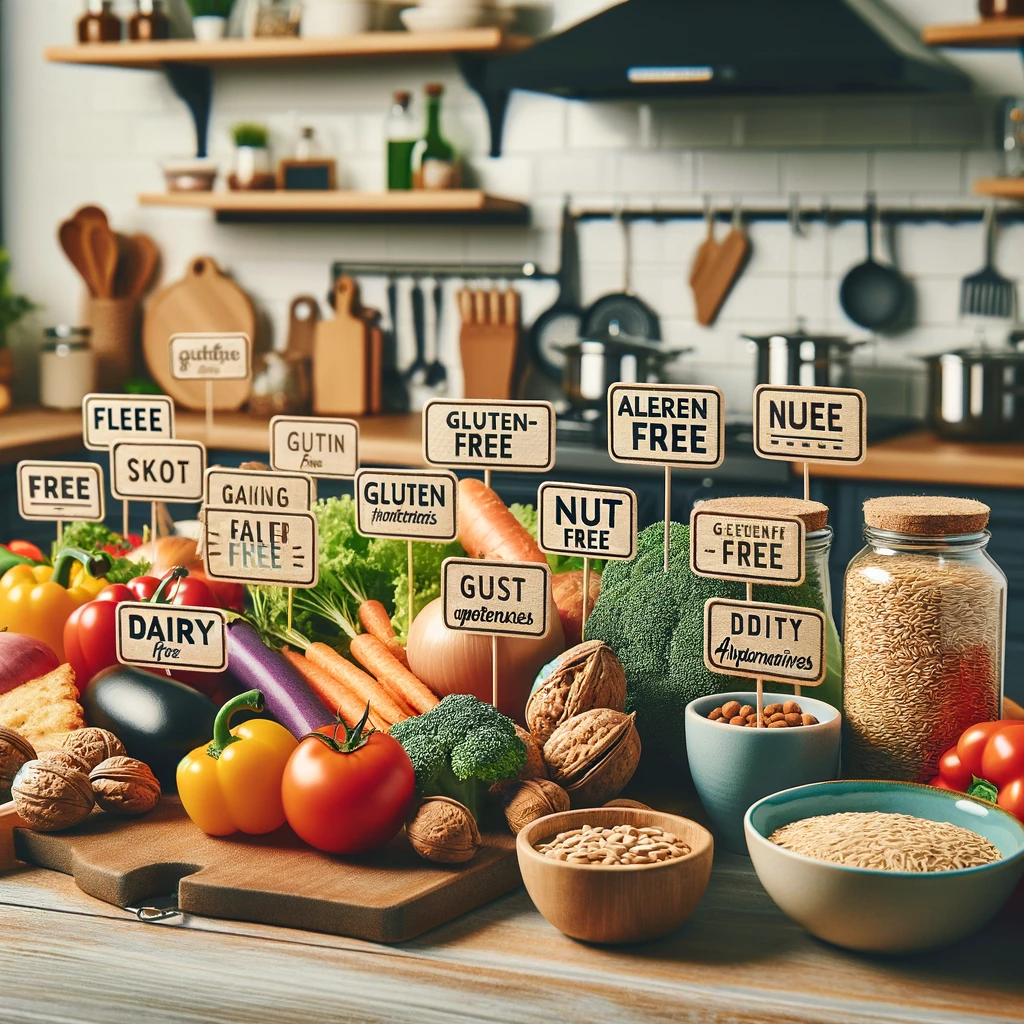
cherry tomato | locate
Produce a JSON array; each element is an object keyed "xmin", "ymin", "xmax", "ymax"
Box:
[
  {"xmin": 980, "ymin": 723, "xmax": 1024, "ymax": 788},
  {"xmin": 936, "ymin": 746, "xmax": 972, "ymax": 791},
  {"xmin": 7, "ymin": 540, "xmax": 45, "ymax": 562},
  {"xmin": 956, "ymin": 721, "xmax": 1007, "ymax": 777}
]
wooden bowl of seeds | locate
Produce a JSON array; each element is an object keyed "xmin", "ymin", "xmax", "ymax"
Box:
[{"xmin": 516, "ymin": 807, "xmax": 713, "ymax": 944}]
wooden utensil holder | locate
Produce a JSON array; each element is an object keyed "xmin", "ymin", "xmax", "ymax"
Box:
[
  {"xmin": 86, "ymin": 296, "xmax": 139, "ymax": 391},
  {"xmin": 0, "ymin": 801, "xmax": 28, "ymax": 872},
  {"xmin": 460, "ymin": 324, "xmax": 519, "ymax": 399}
]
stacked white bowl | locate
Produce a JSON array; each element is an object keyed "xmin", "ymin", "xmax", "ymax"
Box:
[{"xmin": 400, "ymin": 0, "xmax": 506, "ymax": 32}]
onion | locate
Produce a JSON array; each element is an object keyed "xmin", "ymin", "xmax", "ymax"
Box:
[
  {"xmin": 128, "ymin": 535, "xmax": 200, "ymax": 574},
  {"xmin": 0, "ymin": 632, "xmax": 61, "ymax": 697},
  {"xmin": 551, "ymin": 569, "xmax": 602, "ymax": 649},
  {"xmin": 407, "ymin": 596, "xmax": 565, "ymax": 725}
]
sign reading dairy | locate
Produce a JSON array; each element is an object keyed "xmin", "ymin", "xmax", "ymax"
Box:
[
  {"xmin": 608, "ymin": 384, "xmax": 724, "ymax": 467},
  {"xmin": 204, "ymin": 468, "xmax": 314, "ymax": 513},
  {"xmin": 354, "ymin": 469, "xmax": 457, "ymax": 542},
  {"xmin": 269, "ymin": 415, "xmax": 359, "ymax": 479},
  {"xmin": 703, "ymin": 598, "xmax": 826, "ymax": 686},
  {"xmin": 423, "ymin": 400, "xmax": 555, "ymax": 471},
  {"xmin": 17, "ymin": 461, "xmax": 105, "ymax": 521},
  {"xmin": 441, "ymin": 558, "xmax": 551, "ymax": 638},
  {"xmin": 110, "ymin": 440, "xmax": 206, "ymax": 502},
  {"xmin": 116, "ymin": 602, "xmax": 227, "ymax": 673},
  {"xmin": 537, "ymin": 483, "xmax": 637, "ymax": 560},
  {"xmin": 203, "ymin": 508, "xmax": 318, "ymax": 587},
  {"xmin": 82, "ymin": 394, "xmax": 175, "ymax": 450},
  {"xmin": 754, "ymin": 384, "xmax": 866, "ymax": 464},
  {"xmin": 169, "ymin": 333, "xmax": 250, "ymax": 381},
  {"xmin": 691, "ymin": 510, "xmax": 805, "ymax": 585}
]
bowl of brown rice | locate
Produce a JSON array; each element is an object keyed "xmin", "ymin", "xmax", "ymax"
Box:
[{"xmin": 744, "ymin": 780, "xmax": 1024, "ymax": 953}]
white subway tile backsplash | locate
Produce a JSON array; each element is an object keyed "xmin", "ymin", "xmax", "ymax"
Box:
[
  {"xmin": 872, "ymin": 150, "xmax": 964, "ymax": 195},
  {"xmin": 696, "ymin": 152, "xmax": 781, "ymax": 195},
  {"xmin": 783, "ymin": 152, "xmax": 870, "ymax": 195},
  {"xmin": 822, "ymin": 103, "xmax": 916, "ymax": 148}
]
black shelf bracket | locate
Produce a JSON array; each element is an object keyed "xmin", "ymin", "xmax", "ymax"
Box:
[
  {"xmin": 457, "ymin": 53, "xmax": 509, "ymax": 158},
  {"xmin": 163, "ymin": 63, "xmax": 213, "ymax": 158}
]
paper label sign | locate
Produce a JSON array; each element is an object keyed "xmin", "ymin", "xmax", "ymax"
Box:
[
  {"xmin": 441, "ymin": 557, "xmax": 551, "ymax": 638},
  {"xmin": 703, "ymin": 598, "xmax": 826, "ymax": 686},
  {"xmin": 205, "ymin": 468, "xmax": 314, "ymax": 513},
  {"xmin": 82, "ymin": 394, "xmax": 175, "ymax": 451},
  {"xmin": 203, "ymin": 507, "xmax": 318, "ymax": 587},
  {"xmin": 116, "ymin": 602, "xmax": 227, "ymax": 673},
  {"xmin": 17, "ymin": 461, "xmax": 105, "ymax": 522},
  {"xmin": 690, "ymin": 510, "xmax": 805, "ymax": 585},
  {"xmin": 754, "ymin": 385, "xmax": 867, "ymax": 464},
  {"xmin": 169, "ymin": 333, "xmax": 250, "ymax": 381},
  {"xmin": 537, "ymin": 482, "xmax": 637, "ymax": 560},
  {"xmin": 607, "ymin": 384, "xmax": 725, "ymax": 468},
  {"xmin": 423, "ymin": 400, "xmax": 556, "ymax": 471},
  {"xmin": 354, "ymin": 469, "xmax": 458, "ymax": 542},
  {"xmin": 110, "ymin": 440, "xmax": 206, "ymax": 502},
  {"xmin": 269, "ymin": 415, "xmax": 359, "ymax": 479}
]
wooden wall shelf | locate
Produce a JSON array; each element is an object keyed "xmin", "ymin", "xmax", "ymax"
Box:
[
  {"xmin": 922, "ymin": 19, "xmax": 1024, "ymax": 47},
  {"xmin": 973, "ymin": 177, "xmax": 1024, "ymax": 199}
]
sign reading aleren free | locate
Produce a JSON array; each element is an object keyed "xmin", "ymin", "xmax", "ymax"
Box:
[
  {"xmin": 110, "ymin": 440, "xmax": 206, "ymax": 502},
  {"xmin": 537, "ymin": 482, "xmax": 637, "ymax": 560},
  {"xmin": 354, "ymin": 469, "xmax": 458, "ymax": 542},
  {"xmin": 269, "ymin": 415, "xmax": 359, "ymax": 479},
  {"xmin": 82, "ymin": 394, "xmax": 175, "ymax": 450},
  {"xmin": 116, "ymin": 602, "xmax": 227, "ymax": 673},
  {"xmin": 423, "ymin": 400, "xmax": 556, "ymax": 471},
  {"xmin": 203, "ymin": 507, "xmax": 318, "ymax": 587},
  {"xmin": 754, "ymin": 384, "xmax": 866, "ymax": 464},
  {"xmin": 690, "ymin": 510, "xmax": 805, "ymax": 585},
  {"xmin": 441, "ymin": 557, "xmax": 550, "ymax": 638},
  {"xmin": 169, "ymin": 333, "xmax": 251, "ymax": 380},
  {"xmin": 17, "ymin": 461, "xmax": 105, "ymax": 522}
]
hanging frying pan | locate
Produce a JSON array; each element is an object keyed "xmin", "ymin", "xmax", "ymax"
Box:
[{"xmin": 839, "ymin": 197, "xmax": 909, "ymax": 331}]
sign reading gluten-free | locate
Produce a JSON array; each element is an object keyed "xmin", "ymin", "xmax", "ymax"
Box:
[
  {"xmin": 754, "ymin": 385, "xmax": 866, "ymax": 464},
  {"xmin": 690, "ymin": 510, "xmax": 805, "ymax": 586},
  {"xmin": 354, "ymin": 469, "xmax": 458, "ymax": 542},
  {"xmin": 169, "ymin": 333, "xmax": 251, "ymax": 381},
  {"xmin": 115, "ymin": 602, "xmax": 227, "ymax": 673},
  {"xmin": 205, "ymin": 468, "xmax": 314, "ymax": 513},
  {"xmin": 203, "ymin": 508, "xmax": 318, "ymax": 587},
  {"xmin": 423, "ymin": 400, "xmax": 556, "ymax": 471},
  {"xmin": 441, "ymin": 558, "xmax": 551, "ymax": 638},
  {"xmin": 82, "ymin": 394, "xmax": 175, "ymax": 450},
  {"xmin": 537, "ymin": 483, "xmax": 637, "ymax": 560},
  {"xmin": 110, "ymin": 440, "xmax": 206, "ymax": 502},
  {"xmin": 703, "ymin": 598, "xmax": 826, "ymax": 686},
  {"xmin": 269, "ymin": 415, "xmax": 359, "ymax": 479},
  {"xmin": 17, "ymin": 461, "xmax": 105, "ymax": 522}
]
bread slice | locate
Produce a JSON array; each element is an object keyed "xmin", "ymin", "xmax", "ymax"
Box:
[{"xmin": 0, "ymin": 664, "xmax": 85, "ymax": 750}]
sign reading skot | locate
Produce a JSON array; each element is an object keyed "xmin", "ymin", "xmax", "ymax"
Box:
[
  {"xmin": 169, "ymin": 333, "xmax": 250, "ymax": 380},
  {"xmin": 423, "ymin": 400, "xmax": 556, "ymax": 471},
  {"xmin": 203, "ymin": 508, "xmax": 318, "ymax": 587},
  {"xmin": 354, "ymin": 469, "xmax": 458, "ymax": 542},
  {"xmin": 17, "ymin": 461, "xmax": 105, "ymax": 522},
  {"xmin": 110, "ymin": 440, "xmax": 206, "ymax": 502},
  {"xmin": 441, "ymin": 558, "xmax": 551, "ymax": 638},
  {"xmin": 269, "ymin": 415, "xmax": 359, "ymax": 479},
  {"xmin": 690, "ymin": 510, "xmax": 805, "ymax": 585},
  {"xmin": 82, "ymin": 394, "xmax": 175, "ymax": 450},
  {"xmin": 537, "ymin": 483, "xmax": 637, "ymax": 560},
  {"xmin": 116, "ymin": 602, "xmax": 227, "ymax": 673},
  {"xmin": 754, "ymin": 384, "xmax": 866, "ymax": 464}
]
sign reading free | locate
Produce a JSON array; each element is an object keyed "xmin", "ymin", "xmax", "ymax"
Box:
[
  {"xmin": 269, "ymin": 415, "xmax": 359, "ymax": 480},
  {"xmin": 537, "ymin": 482, "xmax": 637, "ymax": 560},
  {"xmin": 82, "ymin": 394, "xmax": 175, "ymax": 450},
  {"xmin": 441, "ymin": 557, "xmax": 551, "ymax": 638},
  {"xmin": 690, "ymin": 510, "xmax": 805, "ymax": 586},
  {"xmin": 423, "ymin": 400, "xmax": 556, "ymax": 471},
  {"xmin": 169, "ymin": 333, "xmax": 250, "ymax": 381},
  {"xmin": 116, "ymin": 602, "xmax": 227, "ymax": 673},
  {"xmin": 110, "ymin": 440, "xmax": 206, "ymax": 502},
  {"xmin": 17, "ymin": 461, "xmax": 105, "ymax": 522},
  {"xmin": 203, "ymin": 507, "xmax": 318, "ymax": 587},
  {"xmin": 754, "ymin": 384, "xmax": 866, "ymax": 464},
  {"xmin": 354, "ymin": 469, "xmax": 458, "ymax": 542}
]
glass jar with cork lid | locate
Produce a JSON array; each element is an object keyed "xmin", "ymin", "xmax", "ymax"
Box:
[{"xmin": 842, "ymin": 496, "xmax": 1005, "ymax": 782}]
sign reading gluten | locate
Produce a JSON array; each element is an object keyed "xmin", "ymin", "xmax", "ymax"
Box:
[
  {"xmin": 423, "ymin": 400, "xmax": 556, "ymax": 471},
  {"xmin": 690, "ymin": 510, "xmax": 805, "ymax": 586},
  {"xmin": 754, "ymin": 384, "xmax": 866, "ymax": 464},
  {"xmin": 116, "ymin": 602, "xmax": 227, "ymax": 673},
  {"xmin": 703, "ymin": 598, "xmax": 826, "ymax": 686},
  {"xmin": 354, "ymin": 469, "xmax": 457, "ymax": 542},
  {"xmin": 441, "ymin": 557, "xmax": 551, "ymax": 639},
  {"xmin": 537, "ymin": 482, "xmax": 637, "ymax": 560},
  {"xmin": 17, "ymin": 461, "xmax": 105, "ymax": 522},
  {"xmin": 205, "ymin": 468, "xmax": 314, "ymax": 513},
  {"xmin": 269, "ymin": 415, "xmax": 359, "ymax": 479},
  {"xmin": 203, "ymin": 507, "xmax": 318, "ymax": 587},
  {"xmin": 169, "ymin": 333, "xmax": 251, "ymax": 381},
  {"xmin": 110, "ymin": 440, "xmax": 206, "ymax": 502},
  {"xmin": 82, "ymin": 394, "xmax": 175, "ymax": 450}
]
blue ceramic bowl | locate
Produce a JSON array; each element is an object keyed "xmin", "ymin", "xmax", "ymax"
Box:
[
  {"xmin": 745, "ymin": 781, "xmax": 1024, "ymax": 953},
  {"xmin": 684, "ymin": 692, "xmax": 841, "ymax": 854}
]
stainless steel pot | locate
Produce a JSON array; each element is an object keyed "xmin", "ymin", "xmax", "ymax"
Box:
[
  {"xmin": 743, "ymin": 332, "xmax": 860, "ymax": 388},
  {"xmin": 924, "ymin": 348, "xmax": 1024, "ymax": 441}
]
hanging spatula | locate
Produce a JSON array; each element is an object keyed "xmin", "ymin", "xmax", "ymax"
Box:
[{"xmin": 961, "ymin": 205, "xmax": 1015, "ymax": 319}]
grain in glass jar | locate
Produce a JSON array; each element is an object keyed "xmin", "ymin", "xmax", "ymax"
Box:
[{"xmin": 842, "ymin": 496, "xmax": 1004, "ymax": 782}]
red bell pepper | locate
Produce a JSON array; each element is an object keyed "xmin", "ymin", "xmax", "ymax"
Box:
[{"xmin": 930, "ymin": 719, "xmax": 1024, "ymax": 821}]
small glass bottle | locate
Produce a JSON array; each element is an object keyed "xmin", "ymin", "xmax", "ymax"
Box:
[
  {"xmin": 129, "ymin": 0, "xmax": 171, "ymax": 41},
  {"xmin": 78, "ymin": 0, "xmax": 122, "ymax": 43},
  {"xmin": 295, "ymin": 126, "xmax": 317, "ymax": 161},
  {"xmin": 412, "ymin": 83, "xmax": 460, "ymax": 191},
  {"xmin": 386, "ymin": 92, "xmax": 416, "ymax": 191}
]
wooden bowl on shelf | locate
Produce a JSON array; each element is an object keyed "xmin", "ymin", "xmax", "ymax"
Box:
[{"xmin": 516, "ymin": 807, "xmax": 713, "ymax": 944}]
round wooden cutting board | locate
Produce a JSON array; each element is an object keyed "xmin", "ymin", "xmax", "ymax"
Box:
[{"xmin": 143, "ymin": 256, "xmax": 256, "ymax": 410}]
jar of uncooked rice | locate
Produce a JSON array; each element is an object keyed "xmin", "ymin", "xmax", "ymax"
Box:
[{"xmin": 842, "ymin": 496, "xmax": 1004, "ymax": 782}]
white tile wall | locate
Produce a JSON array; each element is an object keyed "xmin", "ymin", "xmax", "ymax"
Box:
[{"xmin": 3, "ymin": 0, "xmax": 1024, "ymax": 416}]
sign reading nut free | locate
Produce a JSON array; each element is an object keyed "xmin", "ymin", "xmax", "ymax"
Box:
[
  {"xmin": 203, "ymin": 508, "xmax": 318, "ymax": 587},
  {"xmin": 423, "ymin": 400, "xmax": 556, "ymax": 471},
  {"xmin": 110, "ymin": 440, "xmax": 206, "ymax": 502},
  {"xmin": 441, "ymin": 557, "xmax": 550, "ymax": 638},
  {"xmin": 82, "ymin": 394, "xmax": 175, "ymax": 451},
  {"xmin": 17, "ymin": 461, "xmax": 105, "ymax": 522},
  {"xmin": 537, "ymin": 482, "xmax": 637, "ymax": 560},
  {"xmin": 754, "ymin": 384, "xmax": 866, "ymax": 464},
  {"xmin": 269, "ymin": 415, "xmax": 359, "ymax": 479},
  {"xmin": 703, "ymin": 598, "xmax": 826, "ymax": 686},
  {"xmin": 116, "ymin": 602, "xmax": 227, "ymax": 673},
  {"xmin": 169, "ymin": 333, "xmax": 250, "ymax": 380},
  {"xmin": 354, "ymin": 469, "xmax": 458, "ymax": 542},
  {"xmin": 204, "ymin": 468, "xmax": 314, "ymax": 513},
  {"xmin": 690, "ymin": 510, "xmax": 805, "ymax": 585}
]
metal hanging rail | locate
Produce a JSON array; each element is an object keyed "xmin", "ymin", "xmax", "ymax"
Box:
[{"xmin": 331, "ymin": 260, "xmax": 555, "ymax": 280}]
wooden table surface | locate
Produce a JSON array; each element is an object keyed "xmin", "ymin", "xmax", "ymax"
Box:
[{"xmin": 1, "ymin": 849, "xmax": 1021, "ymax": 1024}]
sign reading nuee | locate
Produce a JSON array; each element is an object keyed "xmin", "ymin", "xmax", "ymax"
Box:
[
  {"xmin": 116, "ymin": 602, "xmax": 227, "ymax": 673},
  {"xmin": 269, "ymin": 415, "xmax": 359, "ymax": 479},
  {"xmin": 17, "ymin": 460, "xmax": 105, "ymax": 522},
  {"xmin": 203, "ymin": 508, "xmax": 318, "ymax": 587},
  {"xmin": 169, "ymin": 333, "xmax": 250, "ymax": 381},
  {"xmin": 537, "ymin": 482, "xmax": 637, "ymax": 560},
  {"xmin": 423, "ymin": 400, "xmax": 555, "ymax": 471},
  {"xmin": 354, "ymin": 469, "xmax": 457, "ymax": 542},
  {"xmin": 754, "ymin": 384, "xmax": 866, "ymax": 464},
  {"xmin": 441, "ymin": 557, "xmax": 551, "ymax": 638}
]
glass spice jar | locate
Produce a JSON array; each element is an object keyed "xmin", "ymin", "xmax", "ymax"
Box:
[
  {"xmin": 78, "ymin": 0, "xmax": 122, "ymax": 43},
  {"xmin": 842, "ymin": 496, "xmax": 1005, "ymax": 783}
]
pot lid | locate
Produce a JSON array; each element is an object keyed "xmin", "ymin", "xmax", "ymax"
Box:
[
  {"xmin": 559, "ymin": 337, "xmax": 692, "ymax": 358},
  {"xmin": 921, "ymin": 347, "xmax": 1024, "ymax": 364},
  {"xmin": 742, "ymin": 332, "xmax": 857, "ymax": 347}
]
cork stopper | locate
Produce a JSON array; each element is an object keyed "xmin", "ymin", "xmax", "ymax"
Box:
[
  {"xmin": 697, "ymin": 496, "xmax": 829, "ymax": 532},
  {"xmin": 862, "ymin": 496, "xmax": 990, "ymax": 535}
]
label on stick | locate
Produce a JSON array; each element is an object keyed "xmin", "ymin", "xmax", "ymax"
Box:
[
  {"xmin": 205, "ymin": 468, "xmax": 314, "ymax": 513},
  {"xmin": 754, "ymin": 385, "xmax": 866, "ymax": 464},
  {"xmin": 17, "ymin": 460, "xmax": 105, "ymax": 522},
  {"xmin": 690, "ymin": 510, "xmax": 805, "ymax": 585},
  {"xmin": 537, "ymin": 482, "xmax": 637, "ymax": 560},
  {"xmin": 203, "ymin": 507, "xmax": 318, "ymax": 587},
  {"xmin": 169, "ymin": 333, "xmax": 250, "ymax": 380},
  {"xmin": 269, "ymin": 415, "xmax": 359, "ymax": 479},
  {"xmin": 441, "ymin": 557, "xmax": 550, "ymax": 638},
  {"xmin": 116, "ymin": 602, "xmax": 227, "ymax": 673},
  {"xmin": 82, "ymin": 394, "xmax": 175, "ymax": 451},
  {"xmin": 423, "ymin": 400, "xmax": 556, "ymax": 471},
  {"xmin": 607, "ymin": 383, "xmax": 724, "ymax": 468},
  {"xmin": 703, "ymin": 598, "xmax": 826, "ymax": 686},
  {"xmin": 110, "ymin": 440, "xmax": 206, "ymax": 502},
  {"xmin": 354, "ymin": 469, "xmax": 458, "ymax": 542}
]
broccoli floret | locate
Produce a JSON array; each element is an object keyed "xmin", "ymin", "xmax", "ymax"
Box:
[{"xmin": 389, "ymin": 694, "xmax": 527, "ymax": 820}]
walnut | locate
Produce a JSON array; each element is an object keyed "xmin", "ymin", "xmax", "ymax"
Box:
[
  {"xmin": 492, "ymin": 725, "xmax": 546, "ymax": 797},
  {"xmin": 89, "ymin": 757, "xmax": 161, "ymax": 815},
  {"xmin": 36, "ymin": 749, "xmax": 92, "ymax": 774},
  {"xmin": 406, "ymin": 796, "xmax": 481, "ymax": 864},
  {"xmin": 0, "ymin": 727, "xmax": 36, "ymax": 803},
  {"xmin": 11, "ymin": 759, "xmax": 94, "ymax": 831},
  {"xmin": 503, "ymin": 778, "xmax": 570, "ymax": 835},
  {"xmin": 62, "ymin": 728, "xmax": 126, "ymax": 772},
  {"xmin": 526, "ymin": 640, "xmax": 626, "ymax": 746}
]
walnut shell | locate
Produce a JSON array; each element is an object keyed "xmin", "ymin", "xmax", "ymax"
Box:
[
  {"xmin": 526, "ymin": 640, "xmax": 626, "ymax": 746},
  {"xmin": 36, "ymin": 749, "xmax": 93, "ymax": 774},
  {"xmin": 406, "ymin": 796, "xmax": 481, "ymax": 864},
  {"xmin": 89, "ymin": 757, "xmax": 161, "ymax": 815},
  {"xmin": 0, "ymin": 727, "xmax": 36, "ymax": 803},
  {"xmin": 11, "ymin": 759, "xmax": 94, "ymax": 831},
  {"xmin": 62, "ymin": 728, "xmax": 127, "ymax": 772},
  {"xmin": 503, "ymin": 778, "xmax": 570, "ymax": 835}
]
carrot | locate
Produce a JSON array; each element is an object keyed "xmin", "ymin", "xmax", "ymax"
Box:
[
  {"xmin": 458, "ymin": 478, "xmax": 547, "ymax": 564},
  {"xmin": 304, "ymin": 641, "xmax": 413, "ymax": 724},
  {"xmin": 280, "ymin": 647, "xmax": 389, "ymax": 732},
  {"xmin": 349, "ymin": 634, "xmax": 439, "ymax": 716},
  {"xmin": 358, "ymin": 599, "xmax": 410, "ymax": 669}
]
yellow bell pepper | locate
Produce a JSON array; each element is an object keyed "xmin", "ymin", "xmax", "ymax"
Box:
[
  {"xmin": 0, "ymin": 548, "xmax": 111, "ymax": 661},
  {"xmin": 177, "ymin": 689, "xmax": 298, "ymax": 837}
]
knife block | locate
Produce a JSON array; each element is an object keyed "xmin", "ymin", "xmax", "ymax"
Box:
[{"xmin": 460, "ymin": 323, "xmax": 519, "ymax": 400}]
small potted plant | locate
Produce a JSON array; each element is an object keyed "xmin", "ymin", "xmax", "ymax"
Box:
[
  {"xmin": 0, "ymin": 248, "xmax": 36, "ymax": 415},
  {"xmin": 229, "ymin": 122, "xmax": 274, "ymax": 190},
  {"xmin": 188, "ymin": 0, "xmax": 236, "ymax": 41}
]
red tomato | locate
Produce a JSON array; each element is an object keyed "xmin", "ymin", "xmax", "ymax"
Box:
[
  {"xmin": 936, "ymin": 746, "xmax": 972, "ymax": 791},
  {"xmin": 158, "ymin": 569, "xmax": 220, "ymax": 608},
  {"xmin": 7, "ymin": 540, "xmax": 45, "ymax": 561},
  {"xmin": 998, "ymin": 778, "xmax": 1024, "ymax": 821},
  {"xmin": 281, "ymin": 724, "xmax": 415, "ymax": 855},
  {"xmin": 980, "ymin": 724, "xmax": 1024, "ymax": 788},
  {"xmin": 930, "ymin": 777, "xmax": 960, "ymax": 791},
  {"xmin": 956, "ymin": 721, "xmax": 1007, "ymax": 777}
]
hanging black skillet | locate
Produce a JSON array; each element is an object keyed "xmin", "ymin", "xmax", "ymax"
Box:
[{"xmin": 839, "ymin": 197, "xmax": 909, "ymax": 331}]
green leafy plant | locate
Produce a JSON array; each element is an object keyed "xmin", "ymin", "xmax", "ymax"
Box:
[
  {"xmin": 0, "ymin": 249, "xmax": 35, "ymax": 347},
  {"xmin": 231, "ymin": 122, "xmax": 269, "ymax": 148},
  {"xmin": 187, "ymin": 0, "xmax": 235, "ymax": 17}
]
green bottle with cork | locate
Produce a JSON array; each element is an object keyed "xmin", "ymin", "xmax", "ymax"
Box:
[{"xmin": 413, "ymin": 83, "xmax": 460, "ymax": 190}]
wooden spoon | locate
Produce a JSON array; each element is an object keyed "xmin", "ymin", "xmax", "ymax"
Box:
[
  {"xmin": 84, "ymin": 221, "xmax": 119, "ymax": 300},
  {"xmin": 58, "ymin": 218, "xmax": 97, "ymax": 296},
  {"xmin": 115, "ymin": 233, "xmax": 159, "ymax": 299},
  {"xmin": 73, "ymin": 204, "xmax": 109, "ymax": 229}
]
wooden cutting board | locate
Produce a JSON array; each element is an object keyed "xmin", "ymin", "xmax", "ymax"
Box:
[
  {"xmin": 691, "ymin": 227, "xmax": 749, "ymax": 327},
  {"xmin": 313, "ymin": 275, "xmax": 368, "ymax": 415},
  {"xmin": 143, "ymin": 256, "xmax": 256, "ymax": 411},
  {"xmin": 13, "ymin": 798, "xmax": 520, "ymax": 943}
]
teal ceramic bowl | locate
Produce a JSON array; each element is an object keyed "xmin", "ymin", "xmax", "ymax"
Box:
[
  {"xmin": 745, "ymin": 781, "xmax": 1024, "ymax": 953},
  {"xmin": 684, "ymin": 692, "xmax": 841, "ymax": 854}
]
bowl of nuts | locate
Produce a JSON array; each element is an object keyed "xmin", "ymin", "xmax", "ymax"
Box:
[
  {"xmin": 516, "ymin": 807, "xmax": 713, "ymax": 944},
  {"xmin": 684, "ymin": 692, "xmax": 841, "ymax": 855}
]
